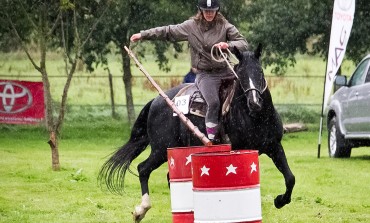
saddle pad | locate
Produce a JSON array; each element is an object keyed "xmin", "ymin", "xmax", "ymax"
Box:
[{"xmin": 172, "ymin": 81, "xmax": 236, "ymax": 118}]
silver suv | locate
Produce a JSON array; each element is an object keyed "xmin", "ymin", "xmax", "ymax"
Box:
[{"xmin": 327, "ymin": 54, "xmax": 370, "ymax": 158}]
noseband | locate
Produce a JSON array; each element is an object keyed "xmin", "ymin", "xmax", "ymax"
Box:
[{"xmin": 237, "ymin": 77, "xmax": 268, "ymax": 100}]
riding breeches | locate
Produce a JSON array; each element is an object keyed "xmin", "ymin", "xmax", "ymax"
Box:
[{"xmin": 195, "ymin": 69, "xmax": 233, "ymax": 140}]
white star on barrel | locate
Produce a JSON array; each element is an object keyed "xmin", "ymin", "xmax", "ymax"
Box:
[
  {"xmin": 185, "ymin": 155, "xmax": 191, "ymax": 166},
  {"xmin": 200, "ymin": 165, "xmax": 210, "ymax": 176},
  {"xmin": 226, "ymin": 164, "xmax": 237, "ymax": 176},
  {"xmin": 251, "ymin": 162, "xmax": 257, "ymax": 173},
  {"xmin": 170, "ymin": 157, "xmax": 175, "ymax": 167}
]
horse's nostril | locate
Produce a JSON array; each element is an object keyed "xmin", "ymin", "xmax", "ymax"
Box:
[{"xmin": 248, "ymin": 100, "xmax": 262, "ymax": 111}]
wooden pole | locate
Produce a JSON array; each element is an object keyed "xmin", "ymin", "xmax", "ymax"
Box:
[{"xmin": 124, "ymin": 46, "xmax": 211, "ymax": 146}]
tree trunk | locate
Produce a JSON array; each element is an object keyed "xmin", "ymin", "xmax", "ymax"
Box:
[
  {"xmin": 122, "ymin": 49, "xmax": 136, "ymax": 127},
  {"xmin": 47, "ymin": 131, "xmax": 60, "ymax": 171},
  {"xmin": 41, "ymin": 67, "xmax": 61, "ymax": 171},
  {"xmin": 39, "ymin": 5, "xmax": 61, "ymax": 171},
  {"xmin": 106, "ymin": 67, "xmax": 118, "ymax": 118}
]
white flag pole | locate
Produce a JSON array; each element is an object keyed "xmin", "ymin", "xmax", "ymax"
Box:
[
  {"xmin": 317, "ymin": 65, "xmax": 329, "ymax": 158},
  {"xmin": 317, "ymin": 0, "xmax": 356, "ymax": 158}
]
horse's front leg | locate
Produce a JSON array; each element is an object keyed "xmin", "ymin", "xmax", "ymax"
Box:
[{"xmin": 266, "ymin": 143, "xmax": 295, "ymax": 209}]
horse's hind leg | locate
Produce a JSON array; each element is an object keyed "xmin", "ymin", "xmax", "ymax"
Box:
[
  {"xmin": 132, "ymin": 149, "xmax": 167, "ymax": 223},
  {"xmin": 266, "ymin": 143, "xmax": 295, "ymax": 209}
]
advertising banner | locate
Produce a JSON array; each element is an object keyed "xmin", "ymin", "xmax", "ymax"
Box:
[
  {"xmin": 0, "ymin": 80, "xmax": 45, "ymax": 124},
  {"xmin": 323, "ymin": 0, "xmax": 355, "ymax": 111}
]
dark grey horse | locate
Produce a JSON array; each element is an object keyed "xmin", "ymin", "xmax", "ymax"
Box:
[{"xmin": 98, "ymin": 45, "xmax": 295, "ymax": 222}]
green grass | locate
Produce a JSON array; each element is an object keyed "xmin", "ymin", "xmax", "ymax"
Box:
[{"xmin": 0, "ymin": 119, "xmax": 369, "ymax": 223}]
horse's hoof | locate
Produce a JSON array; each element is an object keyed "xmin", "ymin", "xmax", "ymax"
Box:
[
  {"xmin": 132, "ymin": 209, "xmax": 145, "ymax": 223},
  {"xmin": 274, "ymin": 194, "xmax": 291, "ymax": 209},
  {"xmin": 132, "ymin": 212, "xmax": 143, "ymax": 223}
]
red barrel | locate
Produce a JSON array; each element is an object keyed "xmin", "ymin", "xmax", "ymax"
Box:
[
  {"xmin": 167, "ymin": 144, "xmax": 231, "ymax": 223},
  {"xmin": 192, "ymin": 150, "xmax": 262, "ymax": 223}
]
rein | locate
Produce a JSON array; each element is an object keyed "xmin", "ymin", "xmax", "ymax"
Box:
[
  {"xmin": 211, "ymin": 45, "xmax": 239, "ymax": 80},
  {"xmin": 210, "ymin": 46, "xmax": 268, "ymax": 100}
]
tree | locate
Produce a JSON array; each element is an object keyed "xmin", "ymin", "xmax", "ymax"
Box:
[
  {"xmin": 0, "ymin": 1, "xmax": 33, "ymax": 52},
  {"xmin": 2, "ymin": 0, "xmax": 109, "ymax": 170},
  {"xmin": 245, "ymin": 0, "xmax": 370, "ymax": 75}
]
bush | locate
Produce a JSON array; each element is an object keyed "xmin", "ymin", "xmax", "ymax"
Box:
[{"xmin": 277, "ymin": 104, "xmax": 321, "ymax": 124}]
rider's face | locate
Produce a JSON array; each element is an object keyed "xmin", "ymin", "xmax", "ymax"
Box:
[{"xmin": 202, "ymin": 10, "xmax": 217, "ymax": 22}]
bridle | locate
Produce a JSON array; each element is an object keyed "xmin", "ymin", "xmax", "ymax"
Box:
[
  {"xmin": 239, "ymin": 78, "xmax": 267, "ymax": 100},
  {"xmin": 211, "ymin": 46, "xmax": 268, "ymax": 100}
]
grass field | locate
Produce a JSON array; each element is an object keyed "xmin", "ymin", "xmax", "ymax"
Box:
[{"xmin": 0, "ymin": 118, "xmax": 369, "ymax": 223}]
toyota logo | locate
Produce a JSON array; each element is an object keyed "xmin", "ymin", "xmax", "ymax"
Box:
[
  {"xmin": 0, "ymin": 82, "xmax": 33, "ymax": 114},
  {"xmin": 337, "ymin": 0, "xmax": 354, "ymax": 11}
]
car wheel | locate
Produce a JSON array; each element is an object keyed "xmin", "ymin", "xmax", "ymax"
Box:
[{"xmin": 328, "ymin": 117, "xmax": 352, "ymax": 158}]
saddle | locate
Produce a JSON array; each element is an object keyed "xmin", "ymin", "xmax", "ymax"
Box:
[{"xmin": 173, "ymin": 76, "xmax": 237, "ymax": 118}]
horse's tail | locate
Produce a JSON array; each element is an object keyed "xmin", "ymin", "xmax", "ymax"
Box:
[{"xmin": 98, "ymin": 99, "xmax": 153, "ymax": 195}]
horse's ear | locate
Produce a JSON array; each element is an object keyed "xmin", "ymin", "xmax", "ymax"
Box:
[
  {"xmin": 255, "ymin": 43, "xmax": 262, "ymax": 59},
  {"xmin": 234, "ymin": 46, "xmax": 243, "ymax": 61}
]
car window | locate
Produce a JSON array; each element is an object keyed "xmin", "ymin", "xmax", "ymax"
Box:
[
  {"xmin": 366, "ymin": 66, "xmax": 370, "ymax": 83},
  {"xmin": 349, "ymin": 58, "xmax": 369, "ymax": 86}
]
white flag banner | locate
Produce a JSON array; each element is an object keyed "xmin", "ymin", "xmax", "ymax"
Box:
[{"xmin": 323, "ymin": 0, "xmax": 355, "ymax": 111}]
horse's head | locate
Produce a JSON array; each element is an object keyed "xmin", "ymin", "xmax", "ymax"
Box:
[{"xmin": 234, "ymin": 44, "xmax": 267, "ymax": 113}]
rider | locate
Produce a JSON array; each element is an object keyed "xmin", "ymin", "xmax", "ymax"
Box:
[{"xmin": 130, "ymin": 0, "xmax": 248, "ymax": 143}]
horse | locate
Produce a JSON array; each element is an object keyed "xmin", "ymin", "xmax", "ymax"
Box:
[{"xmin": 98, "ymin": 45, "xmax": 295, "ymax": 222}]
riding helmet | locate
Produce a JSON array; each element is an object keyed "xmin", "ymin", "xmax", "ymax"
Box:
[{"xmin": 198, "ymin": 0, "xmax": 220, "ymax": 11}]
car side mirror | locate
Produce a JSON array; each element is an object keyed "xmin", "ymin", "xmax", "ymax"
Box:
[{"xmin": 334, "ymin": 75, "xmax": 347, "ymax": 92}]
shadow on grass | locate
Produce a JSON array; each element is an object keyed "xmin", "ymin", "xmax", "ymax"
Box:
[{"xmin": 350, "ymin": 155, "xmax": 370, "ymax": 161}]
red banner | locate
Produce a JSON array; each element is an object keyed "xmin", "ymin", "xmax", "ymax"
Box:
[{"xmin": 0, "ymin": 80, "xmax": 45, "ymax": 124}]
